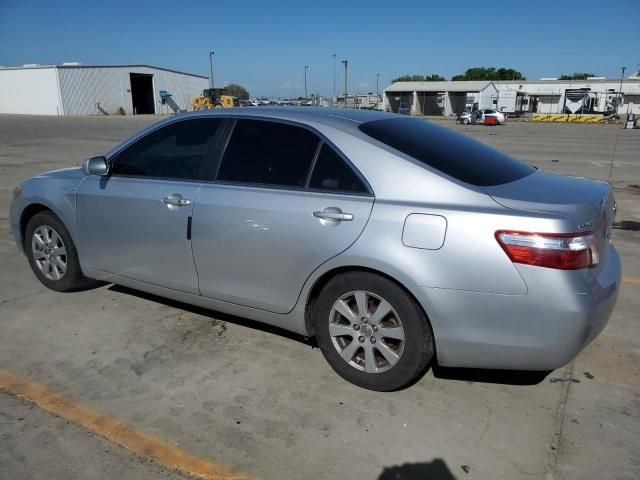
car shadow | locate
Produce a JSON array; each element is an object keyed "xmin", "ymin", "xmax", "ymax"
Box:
[
  {"xmin": 106, "ymin": 284, "xmax": 550, "ymax": 387},
  {"xmin": 107, "ymin": 284, "xmax": 318, "ymax": 348},
  {"xmin": 432, "ymin": 364, "xmax": 550, "ymax": 385},
  {"xmin": 613, "ymin": 220, "xmax": 640, "ymax": 232},
  {"xmin": 70, "ymin": 279, "xmax": 109, "ymax": 292},
  {"xmin": 378, "ymin": 459, "xmax": 458, "ymax": 480}
]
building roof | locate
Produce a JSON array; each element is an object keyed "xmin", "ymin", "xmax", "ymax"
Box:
[
  {"xmin": 385, "ymin": 80, "xmax": 495, "ymax": 92},
  {"xmin": 494, "ymin": 79, "xmax": 640, "ymax": 85},
  {"xmin": 0, "ymin": 63, "xmax": 207, "ymax": 79}
]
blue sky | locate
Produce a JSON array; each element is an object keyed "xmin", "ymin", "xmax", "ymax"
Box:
[{"xmin": 1, "ymin": 0, "xmax": 638, "ymax": 98}]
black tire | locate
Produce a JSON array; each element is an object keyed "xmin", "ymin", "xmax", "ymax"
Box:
[
  {"xmin": 314, "ymin": 272, "xmax": 434, "ymax": 391},
  {"xmin": 24, "ymin": 210, "xmax": 87, "ymax": 292}
]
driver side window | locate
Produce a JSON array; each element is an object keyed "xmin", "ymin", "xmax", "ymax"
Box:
[{"xmin": 112, "ymin": 118, "xmax": 223, "ymax": 180}]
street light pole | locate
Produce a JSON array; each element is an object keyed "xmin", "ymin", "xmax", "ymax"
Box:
[
  {"xmin": 332, "ymin": 54, "xmax": 336, "ymax": 99},
  {"xmin": 617, "ymin": 66, "xmax": 626, "ymax": 114},
  {"xmin": 341, "ymin": 60, "xmax": 348, "ymax": 97},
  {"xmin": 304, "ymin": 65, "xmax": 309, "ymax": 100},
  {"xmin": 209, "ymin": 51, "xmax": 215, "ymax": 89},
  {"xmin": 376, "ymin": 73, "xmax": 380, "ymax": 97}
]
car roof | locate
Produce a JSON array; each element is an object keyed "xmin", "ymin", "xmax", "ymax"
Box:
[
  {"xmin": 107, "ymin": 107, "xmax": 403, "ymax": 159},
  {"xmin": 178, "ymin": 107, "xmax": 398, "ymax": 130}
]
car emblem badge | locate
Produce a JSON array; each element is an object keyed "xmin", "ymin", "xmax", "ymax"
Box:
[{"xmin": 578, "ymin": 220, "xmax": 594, "ymax": 230}]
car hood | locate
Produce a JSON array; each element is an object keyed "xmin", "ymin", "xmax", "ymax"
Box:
[{"xmin": 36, "ymin": 166, "xmax": 86, "ymax": 180}]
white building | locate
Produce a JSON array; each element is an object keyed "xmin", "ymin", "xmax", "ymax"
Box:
[
  {"xmin": 331, "ymin": 94, "xmax": 383, "ymax": 109},
  {"xmin": 0, "ymin": 64, "xmax": 209, "ymax": 116},
  {"xmin": 495, "ymin": 79, "xmax": 640, "ymax": 115},
  {"xmin": 383, "ymin": 81, "xmax": 499, "ymax": 116},
  {"xmin": 384, "ymin": 78, "xmax": 640, "ymax": 116}
]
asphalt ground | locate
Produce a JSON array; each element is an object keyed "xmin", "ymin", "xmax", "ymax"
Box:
[{"xmin": 0, "ymin": 114, "xmax": 638, "ymax": 480}]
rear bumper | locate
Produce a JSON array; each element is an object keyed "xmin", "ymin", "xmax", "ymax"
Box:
[{"xmin": 408, "ymin": 245, "xmax": 621, "ymax": 370}]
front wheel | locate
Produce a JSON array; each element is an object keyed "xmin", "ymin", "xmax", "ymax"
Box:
[
  {"xmin": 314, "ymin": 272, "xmax": 434, "ymax": 391},
  {"xmin": 25, "ymin": 211, "xmax": 87, "ymax": 292}
]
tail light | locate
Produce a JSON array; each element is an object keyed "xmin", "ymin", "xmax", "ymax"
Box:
[{"xmin": 495, "ymin": 230, "xmax": 599, "ymax": 270}]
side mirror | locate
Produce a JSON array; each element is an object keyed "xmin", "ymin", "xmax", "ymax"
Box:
[{"xmin": 82, "ymin": 156, "xmax": 109, "ymax": 176}]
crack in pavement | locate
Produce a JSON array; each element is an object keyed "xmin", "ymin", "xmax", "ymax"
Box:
[
  {"xmin": 545, "ymin": 361, "xmax": 575, "ymax": 480},
  {"xmin": 0, "ymin": 288, "xmax": 48, "ymax": 306}
]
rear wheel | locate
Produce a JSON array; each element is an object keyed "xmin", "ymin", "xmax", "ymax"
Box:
[
  {"xmin": 25, "ymin": 211, "xmax": 86, "ymax": 292},
  {"xmin": 314, "ymin": 272, "xmax": 434, "ymax": 391}
]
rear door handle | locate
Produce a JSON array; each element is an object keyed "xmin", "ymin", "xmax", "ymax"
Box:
[
  {"xmin": 313, "ymin": 209, "xmax": 353, "ymax": 221},
  {"xmin": 162, "ymin": 194, "xmax": 192, "ymax": 207}
]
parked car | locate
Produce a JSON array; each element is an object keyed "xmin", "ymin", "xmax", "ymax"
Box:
[
  {"xmin": 10, "ymin": 108, "xmax": 620, "ymax": 391},
  {"xmin": 459, "ymin": 108, "xmax": 507, "ymax": 125}
]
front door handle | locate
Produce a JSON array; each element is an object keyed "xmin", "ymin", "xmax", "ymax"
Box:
[
  {"xmin": 313, "ymin": 209, "xmax": 353, "ymax": 222},
  {"xmin": 162, "ymin": 194, "xmax": 192, "ymax": 207}
]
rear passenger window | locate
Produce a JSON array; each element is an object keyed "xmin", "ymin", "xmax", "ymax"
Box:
[
  {"xmin": 309, "ymin": 144, "xmax": 368, "ymax": 194},
  {"xmin": 112, "ymin": 118, "xmax": 222, "ymax": 180},
  {"xmin": 217, "ymin": 119, "xmax": 319, "ymax": 187},
  {"xmin": 359, "ymin": 118, "xmax": 534, "ymax": 186}
]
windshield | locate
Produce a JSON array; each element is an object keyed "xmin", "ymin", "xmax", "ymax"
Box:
[{"xmin": 359, "ymin": 118, "xmax": 535, "ymax": 186}]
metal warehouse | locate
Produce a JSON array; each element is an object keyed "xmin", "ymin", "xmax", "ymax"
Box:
[
  {"xmin": 384, "ymin": 77, "xmax": 640, "ymax": 116},
  {"xmin": 384, "ymin": 81, "xmax": 499, "ymax": 116},
  {"xmin": 0, "ymin": 64, "xmax": 208, "ymax": 116}
]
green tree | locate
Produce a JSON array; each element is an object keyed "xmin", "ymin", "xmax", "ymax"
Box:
[
  {"xmin": 558, "ymin": 73, "xmax": 595, "ymax": 80},
  {"xmin": 452, "ymin": 67, "xmax": 526, "ymax": 81},
  {"xmin": 225, "ymin": 83, "xmax": 250, "ymax": 99},
  {"xmin": 391, "ymin": 73, "xmax": 446, "ymax": 83}
]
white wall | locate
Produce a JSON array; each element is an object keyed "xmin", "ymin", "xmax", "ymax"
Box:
[
  {"xmin": 58, "ymin": 66, "xmax": 208, "ymax": 115},
  {"xmin": 478, "ymin": 83, "xmax": 498, "ymax": 110},
  {"xmin": 536, "ymin": 96, "xmax": 562, "ymax": 113},
  {"xmin": 0, "ymin": 68, "xmax": 62, "ymax": 115},
  {"xmin": 496, "ymin": 80, "xmax": 640, "ymax": 114}
]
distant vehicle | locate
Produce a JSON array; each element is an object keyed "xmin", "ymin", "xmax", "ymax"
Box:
[
  {"xmin": 191, "ymin": 88, "xmax": 239, "ymax": 110},
  {"xmin": 11, "ymin": 108, "xmax": 619, "ymax": 391},
  {"xmin": 459, "ymin": 109, "xmax": 506, "ymax": 125}
]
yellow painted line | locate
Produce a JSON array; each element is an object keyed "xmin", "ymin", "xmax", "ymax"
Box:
[
  {"xmin": 622, "ymin": 276, "xmax": 640, "ymax": 285},
  {"xmin": 0, "ymin": 369, "xmax": 250, "ymax": 480}
]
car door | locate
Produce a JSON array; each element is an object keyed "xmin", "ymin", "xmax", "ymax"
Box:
[
  {"xmin": 76, "ymin": 117, "xmax": 225, "ymax": 294},
  {"xmin": 191, "ymin": 118, "xmax": 375, "ymax": 314}
]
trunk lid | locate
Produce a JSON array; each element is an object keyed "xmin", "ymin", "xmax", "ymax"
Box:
[{"xmin": 484, "ymin": 171, "xmax": 615, "ymax": 272}]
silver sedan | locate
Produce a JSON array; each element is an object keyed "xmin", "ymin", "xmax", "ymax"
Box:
[{"xmin": 10, "ymin": 108, "xmax": 620, "ymax": 391}]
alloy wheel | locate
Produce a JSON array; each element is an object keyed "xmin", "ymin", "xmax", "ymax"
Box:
[
  {"xmin": 328, "ymin": 290, "xmax": 405, "ymax": 373},
  {"xmin": 31, "ymin": 225, "xmax": 67, "ymax": 281}
]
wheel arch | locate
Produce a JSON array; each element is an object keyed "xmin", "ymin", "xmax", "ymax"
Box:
[
  {"xmin": 304, "ymin": 265, "xmax": 435, "ymax": 343},
  {"xmin": 20, "ymin": 203, "xmax": 54, "ymax": 248}
]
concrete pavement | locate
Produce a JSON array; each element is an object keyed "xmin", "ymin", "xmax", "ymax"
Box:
[{"xmin": 0, "ymin": 115, "xmax": 638, "ymax": 479}]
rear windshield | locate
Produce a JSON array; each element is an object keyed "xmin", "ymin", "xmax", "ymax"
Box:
[{"xmin": 359, "ymin": 118, "xmax": 535, "ymax": 186}]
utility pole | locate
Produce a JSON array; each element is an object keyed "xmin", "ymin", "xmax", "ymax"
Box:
[
  {"xmin": 209, "ymin": 51, "xmax": 215, "ymax": 88},
  {"xmin": 304, "ymin": 65, "xmax": 309, "ymax": 100},
  {"xmin": 617, "ymin": 66, "xmax": 626, "ymax": 114},
  {"xmin": 341, "ymin": 60, "xmax": 348, "ymax": 97},
  {"xmin": 376, "ymin": 73, "xmax": 380, "ymax": 97},
  {"xmin": 332, "ymin": 54, "xmax": 336, "ymax": 99}
]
